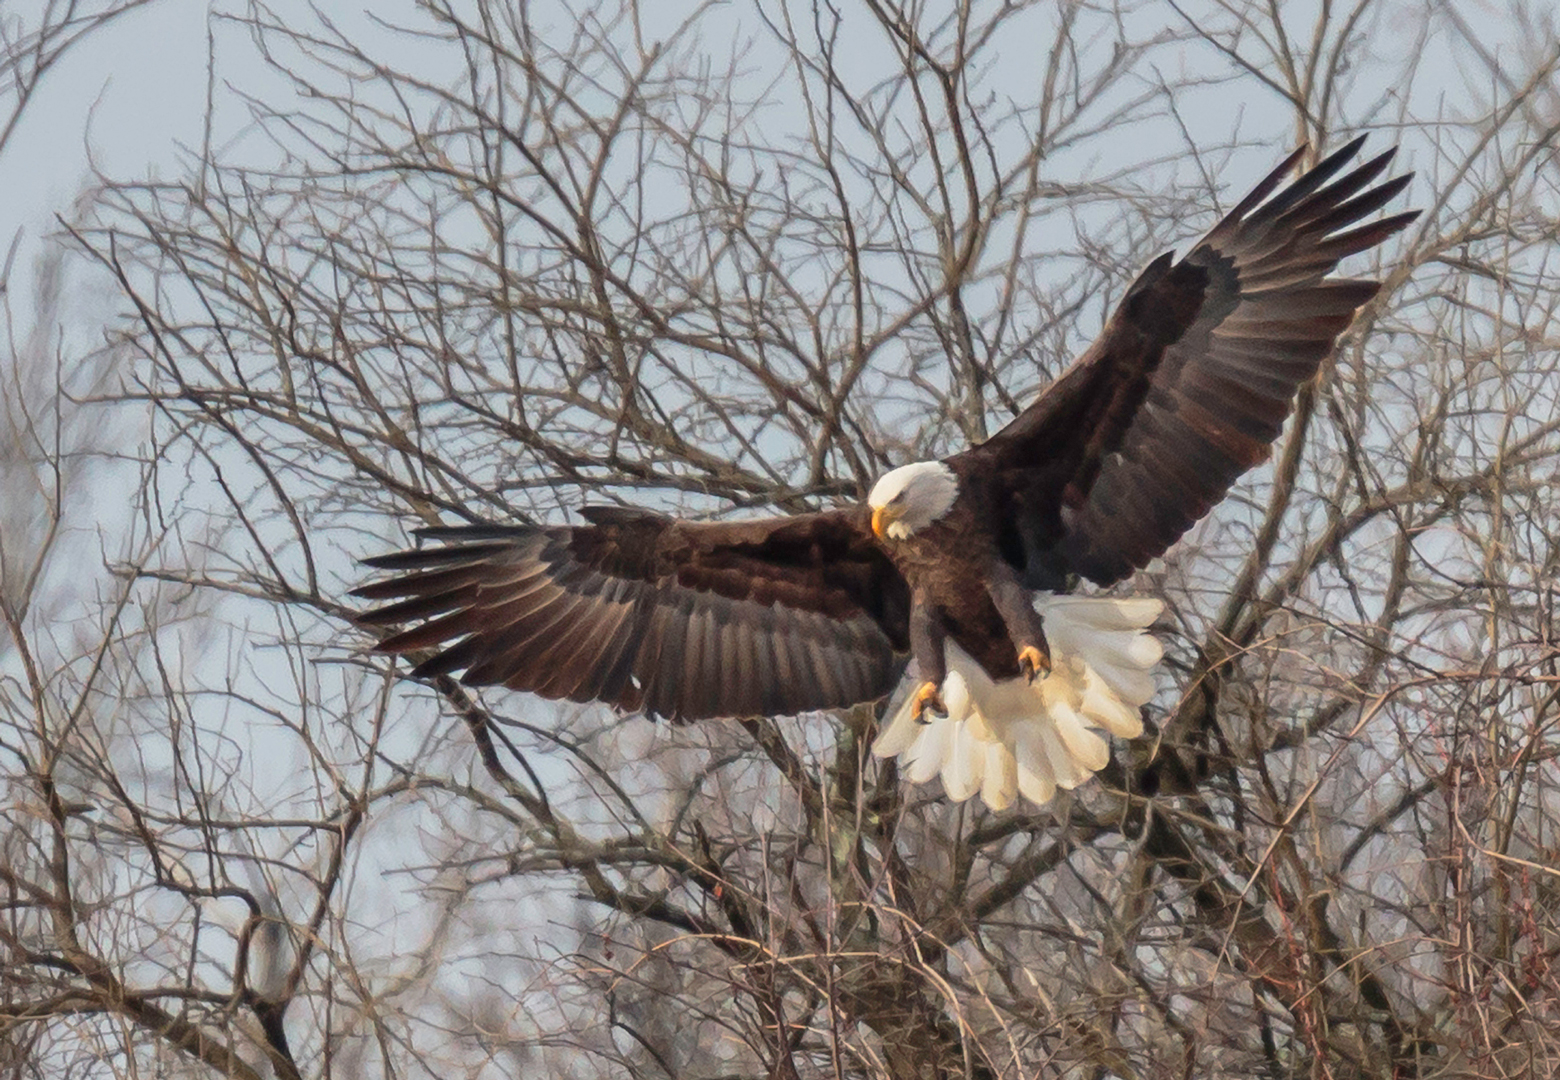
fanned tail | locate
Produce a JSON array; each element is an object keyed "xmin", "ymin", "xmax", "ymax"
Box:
[{"xmin": 872, "ymin": 594, "xmax": 1163, "ymax": 810}]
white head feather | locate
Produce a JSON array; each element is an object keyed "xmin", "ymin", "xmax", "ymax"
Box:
[{"xmin": 868, "ymin": 461, "xmax": 959, "ymax": 539}]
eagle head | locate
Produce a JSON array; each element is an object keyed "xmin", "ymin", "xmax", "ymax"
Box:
[{"xmin": 868, "ymin": 461, "xmax": 959, "ymax": 541}]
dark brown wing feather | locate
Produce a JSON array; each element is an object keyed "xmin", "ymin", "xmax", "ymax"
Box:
[
  {"xmin": 957, "ymin": 137, "xmax": 1418, "ymax": 587},
  {"xmin": 353, "ymin": 508, "xmax": 911, "ymax": 722}
]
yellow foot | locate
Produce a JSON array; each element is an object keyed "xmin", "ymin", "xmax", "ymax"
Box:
[
  {"xmin": 1018, "ymin": 642, "xmax": 1051, "ymax": 683},
  {"xmin": 910, "ymin": 680, "xmax": 948, "ymax": 723}
]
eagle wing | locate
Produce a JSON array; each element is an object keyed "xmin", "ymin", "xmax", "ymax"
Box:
[
  {"xmin": 353, "ymin": 507, "xmax": 910, "ymax": 722},
  {"xmin": 959, "ymin": 137, "xmax": 1418, "ymax": 587}
]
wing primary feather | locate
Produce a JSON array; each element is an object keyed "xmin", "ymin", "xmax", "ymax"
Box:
[
  {"xmin": 1217, "ymin": 143, "xmax": 1310, "ymax": 225},
  {"xmin": 410, "ymin": 635, "xmax": 483, "ymax": 680},
  {"xmin": 1276, "ymin": 146, "xmax": 1398, "ymax": 228},
  {"xmin": 356, "ymin": 587, "xmax": 477, "ymax": 628},
  {"xmin": 360, "ymin": 530, "xmax": 541, "ymax": 571},
  {"xmin": 1243, "ymin": 135, "xmax": 1369, "ymax": 225},
  {"xmin": 1302, "ymin": 171, "xmax": 1414, "ymax": 237},
  {"xmin": 412, "ymin": 524, "xmax": 536, "ymax": 543},
  {"xmin": 352, "ymin": 563, "xmax": 486, "ymax": 604},
  {"xmin": 1311, "ymin": 211, "xmax": 1423, "ymax": 261}
]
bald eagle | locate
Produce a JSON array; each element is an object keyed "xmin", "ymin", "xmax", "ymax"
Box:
[{"xmin": 355, "ymin": 138, "xmax": 1416, "ymax": 810}]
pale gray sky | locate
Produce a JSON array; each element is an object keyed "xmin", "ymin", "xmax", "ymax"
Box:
[{"xmin": 4, "ymin": 1, "xmax": 210, "ymax": 243}]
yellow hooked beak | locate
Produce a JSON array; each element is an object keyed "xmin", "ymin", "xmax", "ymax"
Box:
[{"xmin": 871, "ymin": 504, "xmax": 902, "ymax": 540}]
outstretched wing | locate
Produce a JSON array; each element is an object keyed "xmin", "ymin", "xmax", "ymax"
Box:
[
  {"xmin": 960, "ymin": 137, "xmax": 1418, "ymax": 587},
  {"xmin": 353, "ymin": 507, "xmax": 910, "ymax": 722}
]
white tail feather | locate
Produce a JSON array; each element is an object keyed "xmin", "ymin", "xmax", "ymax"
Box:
[{"xmin": 872, "ymin": 594, "xmax": 1163, "ymax": 811}]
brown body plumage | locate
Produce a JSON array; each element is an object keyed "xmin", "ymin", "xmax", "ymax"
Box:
[{"xmin": 871, "ymin": 480, "xmax": 1023, "ymax": 681}]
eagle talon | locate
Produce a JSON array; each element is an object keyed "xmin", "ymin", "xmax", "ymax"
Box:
[
  {"xmin": 910, "ymin": 681, "xmax": 948, "ymax": 723},
  {"xmin": 1018, "ymin": 643, "xmax": 1051, "ymax": 683}
]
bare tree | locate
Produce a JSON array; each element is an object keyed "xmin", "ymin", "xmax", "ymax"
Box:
[
  {"xmin": 4, "ymin": 0, "xmax": 1560, "ymax": 1077},
  {"xmin": 4, "ymin": 3, "xmax": 306, "ymax": 1079}
]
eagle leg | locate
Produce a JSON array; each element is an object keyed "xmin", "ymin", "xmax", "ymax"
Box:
[
  {"xmin": 907, "ymin": 598, "xmax": 950, "ymax": 723},
  {"xmin": 988, "ymin": 563, "xmax": 1052, "ymax": 684}
]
